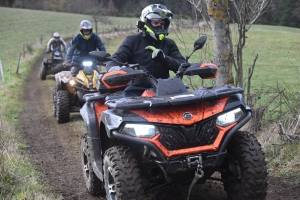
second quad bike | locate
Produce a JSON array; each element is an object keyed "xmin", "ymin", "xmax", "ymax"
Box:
[
  {"xmin": 80, "ymin": 36, "xmax": 268, "ymax": 200},
  {"xmin": 40, "ymin": 48, "xmax": 65, "ymax": 80},
  {"xmin": 53, "ymin": 61, "xmax": 99, "ymax": 123}
]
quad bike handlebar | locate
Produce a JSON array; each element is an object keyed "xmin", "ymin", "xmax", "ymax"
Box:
[
  {"xmin": 88, "ymin": 36, "xmax": 218, "ymax": 94},
  {"xmin": 89, "ymin": 35, "xmax": 213, "ymax": 79}
]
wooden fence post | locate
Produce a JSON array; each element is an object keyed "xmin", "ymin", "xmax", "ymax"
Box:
[
  {"xmin": 0, "ymin": 60, "xmax": 4, "ymax": 84},
  {"xmin": 16, "ymin": 52, "xmax": 21, "ymax": 74},
  {"xmin": 22, "ymin": 43, "xmax": 25, "ymax": 58}
]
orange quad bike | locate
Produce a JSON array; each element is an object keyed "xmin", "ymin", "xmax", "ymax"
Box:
[{"xmin": 80, "ymin": 36, "xmax": 268, "ymax": 200}]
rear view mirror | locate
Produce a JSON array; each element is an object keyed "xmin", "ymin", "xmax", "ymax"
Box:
[{"xmin": 193, "ymin": 36, "xmax": 207, "ymax": 51}]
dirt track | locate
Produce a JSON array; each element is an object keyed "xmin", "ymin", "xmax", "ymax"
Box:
[{"xmin": 18, "ymin": 52, "xmax": 300, "ymax": 200}]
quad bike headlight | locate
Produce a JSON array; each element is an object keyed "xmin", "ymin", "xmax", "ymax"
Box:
[
  {"xmin": 120, "ymin": 124, "xmax": 159, "ymax": 138},
  {"xmin": 216, "ymin": 108, "xmax": 245, "ymax": 127},
  {"xmin": 69, "ymin": 79, "xmax": 76, "ymax": 86},
  {"xmin": 82, "ymin": 61, "xmax": 93, "ymax": 67}
]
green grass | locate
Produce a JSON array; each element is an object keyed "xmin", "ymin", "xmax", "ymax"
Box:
[
  {"xmin": 242, "ymin": 25, "xmax": 300, "ymax": 90},
  {"xmin": 166, "ymin": 24, "xmax": 300, "ymax": 90},
  {"xmin": 0, "ymin": 6, "xmax": 137, "ymax": 82}
]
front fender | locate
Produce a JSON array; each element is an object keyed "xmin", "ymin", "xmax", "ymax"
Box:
[{"xmin": 80, "ymin": 102, "xmax": 104, "ymax": 181}]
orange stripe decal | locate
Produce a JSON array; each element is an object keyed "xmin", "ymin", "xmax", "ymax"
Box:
[{"xmin": 94, "ymin": 101, "xmax": 108, "ymax": 125}]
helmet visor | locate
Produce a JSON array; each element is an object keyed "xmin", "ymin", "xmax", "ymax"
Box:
[
  {"xmin": 82, "ymin": 29, "xmax": 91, "ymax": 34},
  {"xmin": 146, "ymin": 12, "xmax": 172, "ymax": 21}
]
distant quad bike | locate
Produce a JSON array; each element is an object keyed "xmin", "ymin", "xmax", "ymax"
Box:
[
  {"xmin": 53, "ymin": 61, "xmax": 99, "ymax": 123},
  {"xmin": 80, "ymin": 36, "xmax": 268, "ymax": 200},
  {"xmin": 40, "ymin": 48, "xmax": 64, "ymax": 80}
]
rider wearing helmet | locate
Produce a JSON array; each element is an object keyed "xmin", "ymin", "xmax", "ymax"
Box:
[
  {"xmin": 46, "ymin": 32, "xmax": 67, "ymax": 54},
  {"xmin": 139, "ymin": 4, "xmax": 173, "ymax": 41},
  {"xmin": 65, "ymin": 20, "xmax": 106, "ymax": 74},
  {"xmin": 106, "ymin": 4, "xmax": 185, "ymax": 96}
]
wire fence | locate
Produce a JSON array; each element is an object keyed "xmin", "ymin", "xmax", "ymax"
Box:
[{"xmin": 0, "ymin": 25, "xmax": 136, "ymax": 85}]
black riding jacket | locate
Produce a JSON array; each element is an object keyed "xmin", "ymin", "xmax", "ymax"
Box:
[{"xmin": 106, "ymin": 32, "xmax": 185, "ymax": 80}]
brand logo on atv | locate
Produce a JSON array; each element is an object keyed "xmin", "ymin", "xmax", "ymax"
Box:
[{"xmin": 182, "ymin": 112, "xmax": 193, "ymax": 120}]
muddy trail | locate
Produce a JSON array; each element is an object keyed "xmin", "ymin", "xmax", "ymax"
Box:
[{"xmin": 18, "ymin": 52, "xmax": 300, "ymax": 200}]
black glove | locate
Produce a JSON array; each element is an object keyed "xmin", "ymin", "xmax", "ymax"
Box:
[
  {"xmin": 176, "ymin": 63, "xmax": 190, "ymax": 76},
  {"xmin": 45, "ymin": 49, "xmax": 51, "ymax": 53},
  {"xmin": 63, "ymin": 60, "xmax": 72, "ymax": 69}
]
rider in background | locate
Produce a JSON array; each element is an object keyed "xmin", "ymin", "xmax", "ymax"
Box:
[
  {"xmin": 106, "ymin": 4, "xmax": 185, "ymax": 96},
  {"xmin": 45, "ymin": 32, "xmax": 67, "ymax": 55},
  {"xmin": 65, "ymin": 20, "xmax": 106, "ymax": 74}
]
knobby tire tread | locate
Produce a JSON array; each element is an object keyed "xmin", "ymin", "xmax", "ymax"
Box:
[
  {"xmin": 80, "ymin": 134, "xmax": 104, "ymax": 196},
  {"xmin": 104, "ymin": 146, "xmax": 144, "ymax": 200},
  {"xmin": 56, "ymin": 90, "xmax": 70, "ymax": 123},
  {"xmin": 223, "ymin": 131, "xmax": 268, "ymax": 200}
]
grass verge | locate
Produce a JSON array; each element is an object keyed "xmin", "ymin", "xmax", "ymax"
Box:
[{"xmin": 0, "ymin": 47, "xmax": 62, "ymax": 199}]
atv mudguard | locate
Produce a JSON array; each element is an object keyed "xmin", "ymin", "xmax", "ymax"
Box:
[
  {"xmin": 55, "ymin": 71, "xmax": 73, "ymax": 91},
  {"xmin": 80, "ymin": 99, "xmax": 106, "ymax": 181},
  {"xmin": 42, "ymin": 58, "xmax": 52, "ymax": 69}
]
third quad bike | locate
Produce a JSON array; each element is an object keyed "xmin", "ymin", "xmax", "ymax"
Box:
[
  {"xmin": 53, "ymin": 61, "xmax": 99, "ymax": 123},
  {"xmin": 80, "ymin": 36, "xmax": 268, "ymax": 200},
  {"xmin": 40, "ymin": 48, "xmax": 65, "ymax": 80}
]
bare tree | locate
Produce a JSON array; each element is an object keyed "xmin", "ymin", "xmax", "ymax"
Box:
[
  {"xmin": 187, "ymin": 0, "xmax": 271, "ymax": 89},
  {"xmin": 187, "ymin": 0, "xmax": 234, "ymax": 85},
  {"xmin": 91, "ymin": 9, "xmax": 112, "ymax": 34},
  {"xmin": 83, "ymin": 2, "xmax": 112, "ymax": 34},
  {"xmin": 230, "ymin": 0, "xmax": 271, "ymax": 89}
]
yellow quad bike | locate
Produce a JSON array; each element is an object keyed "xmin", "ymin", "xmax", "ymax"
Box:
[{"xmin": 53, "ymin": 61, "xmax": 99, "ymax": 123}]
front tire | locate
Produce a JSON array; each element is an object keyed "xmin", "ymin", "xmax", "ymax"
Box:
[
  {"xmin": 221, "ymin": 131, "xmax": 268, "ymax": 200},
  {"xmin": 40, "ymin": 63, "xmax": 47, "ymax": 80},
  {"xmin": 103, "ymin": 146, "xmax": 144, "ymax": 200},
  {"xmin": 81, "ymin": 135, "xmax": 104, "ymax": 195},
  {"xmin": 56, "ymin": 90, "xmax": 70, "ymax": 123},
  {"xmin": 52, "ymin": 87, "xmax": 57, "ymax": 117}
]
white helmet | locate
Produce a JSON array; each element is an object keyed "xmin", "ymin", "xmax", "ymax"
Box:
[
  {"xmin": 79, "ymin": 20, "xmax": 93, "ymax": 39},
  {"xmin": 53, "ymin": 32, "xmax": 60, "ymax": 39}
]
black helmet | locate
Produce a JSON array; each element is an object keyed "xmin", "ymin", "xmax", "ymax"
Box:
[{"xmin": 139, "ymin": 4, "xmax": 173, "ymax": 41}]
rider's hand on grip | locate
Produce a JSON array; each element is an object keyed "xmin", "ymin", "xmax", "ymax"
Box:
[
  {"xmin": 63, "ymin": 60, "xmax": 72, "ymax": 69},
  {"xmin": 176, "ymin": 63, "xmax": 190, "ymax": 76},
  {"xmin": 45, "ymin": 49, "xmax": 51, "ymax": 53},
  {"xmin": 145, "ymin": 46, "xmax": 165, "ymax": 62}
]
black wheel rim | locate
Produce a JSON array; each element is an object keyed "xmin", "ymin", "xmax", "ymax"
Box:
[{"xmin": 107, "ymin": 166, "xmax": 116, "ymax": 200}]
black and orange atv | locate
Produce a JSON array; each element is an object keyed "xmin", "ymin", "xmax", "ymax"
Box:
[{"xmin": 80, "ymin": 36, "xmax": 268, "ymax": 200}]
